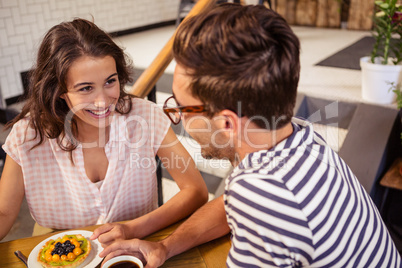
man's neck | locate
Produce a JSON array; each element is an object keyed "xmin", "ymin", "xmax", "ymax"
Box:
[{"xmin": 232, "ymin": 122, "xmax": 294, "ymax": 166}]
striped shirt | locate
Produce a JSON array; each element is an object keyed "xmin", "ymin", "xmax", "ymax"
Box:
[{"xmin": 224, "ymin": 117, "xmax": 401, "ymax": 267}]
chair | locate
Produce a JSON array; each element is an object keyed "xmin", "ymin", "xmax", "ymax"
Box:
[
  {"xmin": 176, "ymin": 0, "xmax": 196, "ymax": 26},
  {"xmin": 379, "ymin": 158, "xmax": 402, "ymax": 254},
  {"xmin": 146, "ymin": 86, "xmax": 164, "ymax": 207},
  {"xmin": 259, "ymin": 0, "xmax": 272, "ymax": 9}
]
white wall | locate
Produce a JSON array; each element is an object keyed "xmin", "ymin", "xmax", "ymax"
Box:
[{"xmin": 0, "ymin": 0, "xmax": 179, "ymax": 108}]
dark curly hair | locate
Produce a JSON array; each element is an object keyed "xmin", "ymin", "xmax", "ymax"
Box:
[
  {"xmin": 7, "ymin": 18, "xmax": 135, "ymax": 152},
  {"xmin": 173, "ymin": 3, "xmax": 300, "ymax": 129}
]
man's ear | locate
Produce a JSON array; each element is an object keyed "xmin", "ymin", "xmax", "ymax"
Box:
[{"xmin": 215, "ymin": 109, "xmax": 239, "ymax": 134}]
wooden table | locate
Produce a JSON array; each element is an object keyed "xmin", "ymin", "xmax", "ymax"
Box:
[
  {"xmin": 0, "ymin": 221, "xmax": 231, "ymax": 267},
  {"xmin": 380, "ymin": 158, "xmax": 402, "ymax": 191}
]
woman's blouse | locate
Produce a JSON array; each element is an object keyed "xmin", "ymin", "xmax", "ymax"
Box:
[{"xmin": 3, "ymin": 98, "xmax": 170, "ymax": 229}]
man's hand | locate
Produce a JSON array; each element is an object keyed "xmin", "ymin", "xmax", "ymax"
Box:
[
  {"xmin": 90, "ymin": 223, "xmax": 129, "ymax": 248},
  {"xmin": 99, "ymin": 239, "xmax": 168, "ymax": 268}
]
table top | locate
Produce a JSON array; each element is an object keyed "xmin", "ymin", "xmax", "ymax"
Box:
[
  {"xmin": 380, "ymin": 157, "xmax": 402, "ymax": 191},
  {"xmin": 0, "ymin": 221, "xmax": 231, "ymax": 268}
]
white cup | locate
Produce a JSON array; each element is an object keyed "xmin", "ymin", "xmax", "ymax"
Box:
[{"xmin": 102, "ymin": 255, "xmax": 144, "ymax": 268}]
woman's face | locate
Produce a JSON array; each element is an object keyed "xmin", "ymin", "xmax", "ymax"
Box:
[{"xmin": 62, "ymin": 55, "xmax": 120, "ymax": 132}]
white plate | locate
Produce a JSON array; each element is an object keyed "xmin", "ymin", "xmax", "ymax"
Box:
[{"xmin": 28, "ymin": 230, "xmax": 103, "ymax": 268}]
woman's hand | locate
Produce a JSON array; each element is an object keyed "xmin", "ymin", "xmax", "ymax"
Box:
[
  {"xmin": 99, "ymin": 239, "xmax": 168, "ymax": 268},
  {"xmin": 90, "ymin": 222, "xmax": 130, "ymax": 248}
]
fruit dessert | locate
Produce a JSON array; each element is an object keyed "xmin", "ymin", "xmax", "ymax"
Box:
[{"xmin": 37, "ymin": 234, "xmax": 91, "ymax": 268}]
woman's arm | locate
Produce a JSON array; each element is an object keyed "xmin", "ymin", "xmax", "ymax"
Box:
[
  {"xmin": 92, "ymin": 127, "xmax": 208, "ymax": 245},
  {"xmin": 0, "ymin": 155, "xmax": 25, "ymax": 240},
  {"xmin": 126, "ymin": 127, "xmax": 209, "ymax": 237}
]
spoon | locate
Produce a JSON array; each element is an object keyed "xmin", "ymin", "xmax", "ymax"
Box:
[{"xmin": 14, "ymin": 250, "xmax": 28, "ymax": 267}]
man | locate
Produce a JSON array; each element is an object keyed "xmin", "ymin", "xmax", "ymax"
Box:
[{"xmin": 96, "ymin": 3, "xmax": 402, "ymax": 267}]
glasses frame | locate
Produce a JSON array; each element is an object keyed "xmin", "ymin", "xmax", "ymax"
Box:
[{"xmin": 163, "ymin": 96, "xmax": 207, "ymax": 125}]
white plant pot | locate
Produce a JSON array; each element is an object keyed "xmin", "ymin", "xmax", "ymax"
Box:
[{"xmin": 360, "ymin": 56, "xmax": 402, "ymax": 104}]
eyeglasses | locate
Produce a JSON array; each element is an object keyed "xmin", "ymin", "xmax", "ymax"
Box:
[{"xmin": 163, "ymin": 95, "xmax": 207, "ymax": 125}]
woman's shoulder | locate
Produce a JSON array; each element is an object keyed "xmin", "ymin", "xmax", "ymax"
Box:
[
  {"xmin": 131, "ymin": 97, "xmax": 159, "ymax": 109},
  {"xmin": 125, "ymin": 97, "xmax": 164, "ymax": 118},
  {"xmin": 118, "ymin": 97, "xmax": 169, "ymax": 132},
  {"xmin": 5, "ymin": 117, "xmax": 40, "ymax": 146},
  {"xmin": 9, "ymin": 117, "xmax": 34, "ymax": 135}
]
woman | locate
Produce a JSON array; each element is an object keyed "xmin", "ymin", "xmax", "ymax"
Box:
[{"xmin": 0, "ymin": 18, "xmax": 208, "ymax": 242}]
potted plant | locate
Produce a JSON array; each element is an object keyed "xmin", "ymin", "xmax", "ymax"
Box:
[
  {"xmin": 393, "ymin": 83, "xmax": 402, "ymax": 108},
  {"xmin": 360, "ymin": 0, "xmax": 402, "ymax": 104}
]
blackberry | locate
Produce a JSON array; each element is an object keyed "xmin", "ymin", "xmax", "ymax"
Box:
[{"xmin": 51, "ymin": 240, "xmax": 77, "ymax": 256}]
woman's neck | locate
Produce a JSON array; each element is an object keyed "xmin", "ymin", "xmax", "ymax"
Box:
[{"xmin": 75, "ymin": 122, "xmax": 110, "ymax": 148}]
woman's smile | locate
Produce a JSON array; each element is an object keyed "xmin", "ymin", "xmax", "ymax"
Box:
[{"xmin": 86, "ymin": 105, "xmax": 113, "ymax": 117}]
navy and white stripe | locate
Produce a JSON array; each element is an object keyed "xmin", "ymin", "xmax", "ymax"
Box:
[{"xmin": 224, "ymin": 117, "xmax": 401, "ymax": 267}]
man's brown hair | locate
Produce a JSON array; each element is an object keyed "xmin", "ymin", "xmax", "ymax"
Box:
[{"xmin": 173, "ymin": 3, "xmax": 300, "ymax": 129}]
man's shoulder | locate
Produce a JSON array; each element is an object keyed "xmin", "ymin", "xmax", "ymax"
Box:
[{"xmin": 229, "ymin": 155, "xmax": 288, "ymax": 186}]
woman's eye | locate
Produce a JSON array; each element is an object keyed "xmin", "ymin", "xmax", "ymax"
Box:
[
  {"xmin": 106, "ymin": 78, "xmax": 117, "ymax": 85},
  {"xmin": 79, "ymin": 86, "xmax": 92, "ymax": 92}
]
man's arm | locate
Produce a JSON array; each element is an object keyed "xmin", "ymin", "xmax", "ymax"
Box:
[
  {"xmin": 162, "ymin": 195, "xmax": 230, "ymax": 259},
  {"xmin": 99, "ymin": 195, "xmax": 230, "ymax": 267}
]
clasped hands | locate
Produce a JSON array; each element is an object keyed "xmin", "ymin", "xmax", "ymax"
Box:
[{"xmin": 90, "ymin": 222, "xmax": 167, "ymax": 267}]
